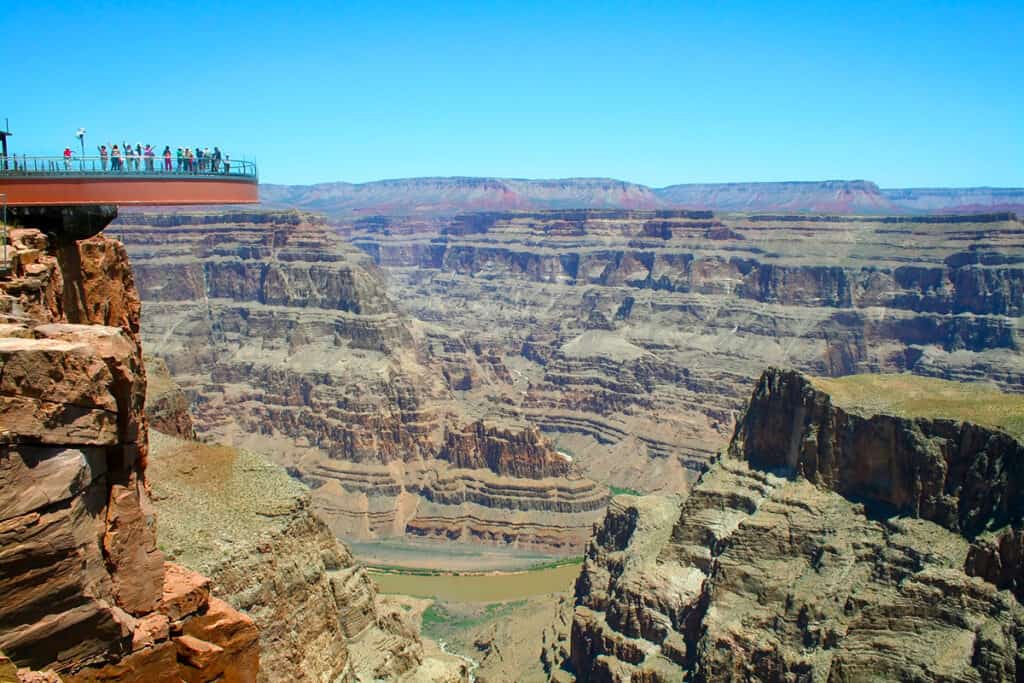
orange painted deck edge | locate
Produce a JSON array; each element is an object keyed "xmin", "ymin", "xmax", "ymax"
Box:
[{"xmin": 0, "ymin": 176, "xmax": 259, "ymax": 206}]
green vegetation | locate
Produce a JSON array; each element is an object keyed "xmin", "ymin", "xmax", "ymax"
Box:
[
  {"xmin": 365, "ymin": 564, "xmax": 448, "ymax": 576},
  {"xmin": 367, "ymin": 555, "xmax": 582, "ymax": 576},
  {"xmin": 609, "ymin": 485, "xmax": 642, "ymax": 497},
  {"xmin": 420, "ymin": 600, "xmax": 528, "ymax": 642},
  {"xmin": 812, "ymin": 373, "xmax": 1024, "ymax": 441}
]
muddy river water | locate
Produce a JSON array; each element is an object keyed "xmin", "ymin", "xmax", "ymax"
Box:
[{"xmin": 369, "ymin": 562, "xmax": 580, "ymax": 602}]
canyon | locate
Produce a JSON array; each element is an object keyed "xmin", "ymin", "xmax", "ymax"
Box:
[
  {"xmin": 116, "ymin": 211, "xmax": 609, "ymax": 554},
  {"xmin": 342, "ymin": 209, "xmax": 1023, "ymax": 498},
  {"xmin": 1, "ymin": 196, "xmax": 1020, "ymax": 680},
  {"xmin": 114, "ymin": 207, "xmax": 1024, "ymax": 544},
  {"xmin": 109, "ymin": 204, "xmax": 1024, "ymax": 678}
]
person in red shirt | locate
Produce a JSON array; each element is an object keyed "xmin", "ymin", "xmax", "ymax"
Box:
[{"xmin": 63, "ymin": 147, "xmax": 72, "ymax": 171}]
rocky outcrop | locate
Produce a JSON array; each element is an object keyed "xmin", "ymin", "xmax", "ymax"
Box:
[
  {"xmin": 147, "ymin": 431, "xmax": 468, "ymax": 682},
  {"xmin": 439, "ymin": 420, "xmax": 572, "ymax": 479},
  {"xmin": 0, "ymin": 225, "xmax": 259, "ymax": 680},
  {"xmin": 561, "ymin": 369, "xmax": 1024, "ymax": 681},
  {"xmin": 144, "ymin": 356, "xmax": 195, "ymax": 439},
  {"xmin": 732, "ymin": 368, "xmax": 1024, "ymax": 536}
]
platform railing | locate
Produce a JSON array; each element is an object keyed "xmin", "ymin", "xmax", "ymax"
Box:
[{"xmin": 0, "ymin": 155, "xmax": 257, "ymax": 179}]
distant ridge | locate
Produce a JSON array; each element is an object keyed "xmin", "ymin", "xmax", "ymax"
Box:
[
  {"xmin": 653, "ymin": 180, "xmax": 892, "ymax": 214},
  {"xmin": 259, "ymin": 177, "xmax": 1024, "ymax": 218}
]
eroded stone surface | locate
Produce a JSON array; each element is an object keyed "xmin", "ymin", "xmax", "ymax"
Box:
[
  {"xmin": 0, "ymin": 227, "xmax": 260, "ymax": 681},
  {"xmin": 562, "ymin": 369, "xmax": 1024, "ymax": 681},
  {"xmin": 148, "ymin": 430, "xmax": 468, "ymax": 682}
]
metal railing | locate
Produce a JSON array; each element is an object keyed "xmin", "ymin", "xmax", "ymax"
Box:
[
  {"xmin": 0, "ymin": 193, "xmax": 8, "ymax": 274},
  {"xmin": 0, "ymin": 155, "xmax": 257, "ymax": 179}
]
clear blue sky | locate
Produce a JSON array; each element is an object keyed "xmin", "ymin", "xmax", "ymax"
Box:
[{"xmin": 3, "ymin": 0, "xmax": 1021, "ymax": 187}]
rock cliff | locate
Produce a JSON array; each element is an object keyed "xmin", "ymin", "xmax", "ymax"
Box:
[
  {"xmin": 439, "ymin": 420, "xmax": 572, "ymax": 479},
  {"xmin": 0, "ymin": 224, "xmax": 258, "ymax": 680},
  {"xmin": 561, "ymin": 368, "xmax": 1024, "ymax": 681},
  {"xmin": 117, "ymin": 211, "xmax": 608, "ymax": 552}
]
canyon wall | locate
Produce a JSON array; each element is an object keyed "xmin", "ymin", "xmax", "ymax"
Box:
[
  {"xmin": 560, "ymin": 368, "xmax": 1024, "ymax": 681},
  {"xmin": 0, "ymin": 225, "xmax": 258, "ymax": 680},
  {"xmin": 118, "ymin": 211, "xmax": 608, "ymax": 552},
  {"xmin": 347, "ymin": 210, "xmax": 1023, "ymax": 497}
]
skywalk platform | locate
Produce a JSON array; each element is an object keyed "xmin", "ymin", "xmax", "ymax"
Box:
[{"xmin": 0, "ymin": 156, "xmax": 258, "ymax": 206}]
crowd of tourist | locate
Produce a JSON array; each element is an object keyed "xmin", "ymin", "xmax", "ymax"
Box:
[{"xmin": 56, "ymin": 143, "xmax": 233, "ymax": 174}]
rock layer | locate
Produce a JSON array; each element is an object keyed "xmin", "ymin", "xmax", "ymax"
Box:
[
  {"xmin": 0, "ymin": 225, "xmax": 258, "ymax": 681},
  {"xmin": 562, "ymin": 368, "xmax": 1024, "ymax": 681}
]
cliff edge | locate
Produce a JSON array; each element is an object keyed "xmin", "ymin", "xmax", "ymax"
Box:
[
  {"xmin": 0, "ymin": 224, "xmax": 258, "ymax": 680},
  {"xmin": 562, "ymin": 368, "xmax": 1024, "ymax": 681}
]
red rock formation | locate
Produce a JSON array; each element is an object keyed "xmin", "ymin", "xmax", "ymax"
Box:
[
  {"xmin": 439, "ymin": 420, "xmax": 571, "ymax": 479},
  {"xmin": 0, "ymin": 224, "xmax": 259, "ymax": 680}
]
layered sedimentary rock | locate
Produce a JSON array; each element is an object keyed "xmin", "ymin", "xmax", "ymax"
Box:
[
  {"xmin": 347, "ymin": 210, "xmax": 1024, "ymax": 496},
  {"xmin": 117, "ymin": 211, "xmax": 607, "ymax": 552},
  {"xmin": 562, "ymin": 368, "xmax": 1024, "ymax": 681},
  {"xmin": 439, "ymin": 420, "xmax": 572, "ymax": 479},
  {"xmin": 147, "ymin": 431, "xmax": 468, "ymax": 682},
  {"xmin": 0, "ymin": 225, "xmax": 258, "ymax": 680}
]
